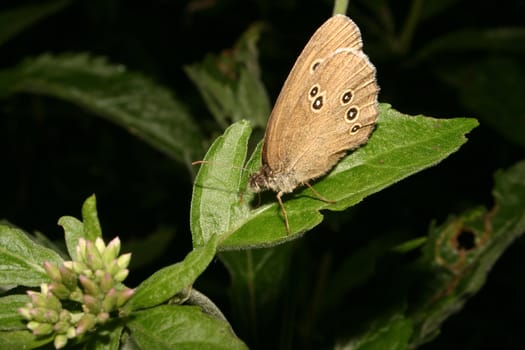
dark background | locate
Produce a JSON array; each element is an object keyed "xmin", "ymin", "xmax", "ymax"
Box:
[{"xmin": 1, "ymin": 0, "xmax": 524, "ymax": 349}]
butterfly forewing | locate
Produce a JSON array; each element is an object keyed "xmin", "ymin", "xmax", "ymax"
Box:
[
  {"xmin": 263, "ymin": 15, "xmax": 364, "ymax": 169},
  {"xmin": 263, "ymin": 16, "xmax": 378, "ymax": 181},
  {"xmin": 278, "ymin": 48, "xmax": 378, "ymax": 183}
]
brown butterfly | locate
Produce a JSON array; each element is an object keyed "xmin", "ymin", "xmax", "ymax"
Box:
[{"xmin": 249, "ymin": 14, "xmax": 379, "ymax": 233}]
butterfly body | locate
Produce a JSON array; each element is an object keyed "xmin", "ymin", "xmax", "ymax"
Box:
[{"xmin": 249, "ymin": 15, "xmax": 379, "ymax": 233}]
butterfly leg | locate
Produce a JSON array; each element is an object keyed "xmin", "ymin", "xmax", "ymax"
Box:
[
  {"xmin": 305, "ymin": 182, "xmax": 336, "ymax": 204},
  {"xmin": 276, "ymin": 191, "xmax": 291, "ymax": 235}
]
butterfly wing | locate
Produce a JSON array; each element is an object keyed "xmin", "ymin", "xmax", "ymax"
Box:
[
  {"xmin": 263, "ymin": 15, "xmax": 379, "ymax": 184},
  {"xmin": 262, "ymin": 15, "xmax": 363, "ymax": 168},
  {"xmin": 287, "ymin": 48, "xmax": 379, "ymax": 183}
]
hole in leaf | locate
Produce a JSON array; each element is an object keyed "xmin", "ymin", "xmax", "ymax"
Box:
[{"xmin": 455, "ymin": 230, "xmax": 476, "ymax": 250}]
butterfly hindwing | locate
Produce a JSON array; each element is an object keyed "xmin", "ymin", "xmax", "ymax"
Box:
[{"xmin": 275, "ymin": 48, "xmax": 378, "ymax": 182}]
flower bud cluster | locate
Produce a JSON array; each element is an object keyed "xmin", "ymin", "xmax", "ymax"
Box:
[{"xmin": 19, "ymin": 237, "xmax": 133, "ymax": 349}]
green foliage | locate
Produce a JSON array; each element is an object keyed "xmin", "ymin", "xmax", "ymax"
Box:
[
  {"xmin": 410, "ymin": 160, "xmax": 525, "ymax": 346},
  {"xmin": 0, "ymin": 53, "xmax": 204, "ymax": 163},
  {"xmin": 0, "ymin": 226, "xmax": 63, "ymax": 287},
  {"xmin": 191, "ymin": 107, "xmax": 477, "ymax": 249},
  {"xmin": 1, "ymin": 0, "xmax": 524, "ymax": 349},
  {"xmin": 58, "ymin": 195, "xmax": 101, "ymax": 260},
  {"xmin": 123, "ymin": 236, "xmax": 218, "ymax": 312},
  {"xmin": 127, "ymin": 305, "xmax": 247, "ymax": 350},
  {"xmin": 185, "ymin": 23, "xmax": 270, "ymax": 130},
  {"xmin": 0, "ymin": 295, "xmax": 32, "ymax": 330},
  {"xmin": 0, "ymin": 197, "xmax": 244, "ymax": 349}
]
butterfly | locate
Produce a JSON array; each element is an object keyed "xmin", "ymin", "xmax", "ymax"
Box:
[{"xmin": 249, "ymin": 15, "xmax": 379, "ymax": 233}]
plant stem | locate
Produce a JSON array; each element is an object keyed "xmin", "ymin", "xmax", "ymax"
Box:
[{"xmin": 333, "ymin": 0, "xmax": 349, "ymax": 16}]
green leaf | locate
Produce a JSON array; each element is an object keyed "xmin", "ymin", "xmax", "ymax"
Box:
[
  {"xmin": 0, "ymin": 330, "xmax": 52, "ymax": 350},
  {"xmin": 81, "ymin": 194, "xmax": 102, "ymax": 240},
  {"xmin": 319, "ymin": 231, "xmax": 424, "ymax": 315},
  {"xmin": 0, "ymin": 0, "xmax": 70, "ymax": 47},
  {"xmin": 83, "ymin": 324, "xmax": 123, "ymax": 350},
  {"xmin": 58, "ymin": 195, "xmax": 105, "ymax": 259},
  {"xmin": 322, "ymin": 239, "xmax": 386, "ymax": 311},
  {"xmin": 58, "ymin": 216, "xmax": 85, "ymax": 261},
  {"xmin": 190, "ymin": 121, "xmax": 252, "ymax": 247},
  {"xmin": 0, "ymin": 225, "xmax": 63, "ymax": 286},
  {"xmin": 390, "ymin": 236, "xmax": 427, "ymax": 253},
  {"xmin": 439, "ymin": 56, "xmax": 525, "ymax": 148},
  {"xmin": 326, "ymin": 159, "xmax": 525, "ymax": 348},
  {"xmin": 193, "ymin": 104, "xmax": 477, "ymax": 249},
  {"xmin": 409, "ymin": 159, "xmax": 525, "ymax": 346},
  {"xmin": 185, "ymin": 60, "xmax": 236, "ymax": 128},
  {"xmin": 236, "ymin": 67, "xmax": 270, "ymax": 128},
  {"xmin": 219, "ymin": 244, "xmax": 294, "ymax": 339},
  {"xmin": 0, "ymin": 221, "xmax": 68, "ymax": 259},
  {"xmin": 492, "ymin": 160, "xmax": 525, "ymax": 231},
  {"xmin": 0, "ymin": 295, "xmax": 29, "ymax": 331},
  {"xmin": 127, "ymin": 305, "xmax": 247, "ymax": 350},
  {"xmin": 32, "ymin": 231, "xmax": 69, "ymax": 260},
  {"xmin": 336, "ymin": 314, "xmax": 413, "ymax": 350},
  {"xmin": 185, "ymin": 23, "xmax": 270, "ymax": 129},
  {"xmin": 0, "ymin": 53, "xmax": 204, "ymax": 163},
  {"xmin": 123, "ymin": 237, "xmax": 218, "ymax": 312}
]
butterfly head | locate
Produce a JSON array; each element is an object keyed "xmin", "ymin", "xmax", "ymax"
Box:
[{"xmin": 249, "ymin": 164, "xmax": 299, "ymax": 194}]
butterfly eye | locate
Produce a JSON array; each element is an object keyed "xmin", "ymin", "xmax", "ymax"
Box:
[
  {"xmin": 309, "ymin": 85, "xmax": 319, "ymax": 98},
  {"xmin": 350, "ymin": 124, "xmax": 361, "ymax": 134},
  {"xmin": 310, "ymin": 59, "xmax": 323, "ymax": 73},
  {"xmin": 345, "ymin": 107, "xmax": 359, "ymax": 122},
  {"xmin": 312, "ymin": 96, "xmax": 323, "ymax": 110},
  {"xmin": 341, "ymin": 90, "xmax": 353, "ymax": 104}
]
